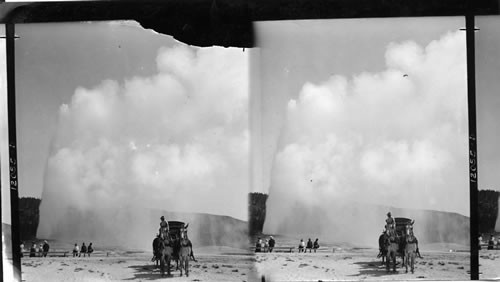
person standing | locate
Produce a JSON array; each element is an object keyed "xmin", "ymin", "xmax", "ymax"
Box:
[
  {"xmin": 306, "ymin": 238, "xmax": 313, "ymax": 253},
  {"xmin": 38, "ymin": 243, "xmax": 44, "ymax": 257},
  {"xmin": 87, "ymin": 243, "xmax": 94, "ymax": 257},
  {"xmin": 20, "ymin": 241, "xmax": 25, "ymax": 258},
  {"xmin": 255, "ymin": 237, "xmax": 262, "ymax": 252},
  {"xmin": 488, "ymin": 235, "xmax": 495, "ymax": 250},
  {"xmin": 29, "ymin": 242, "xmax": 36, "ymax": 257},
  {"xmin": 263, "ymin": 239, "xmax": 269, "ymax": 253},
  {"xmin": 313, "ymin": 238, "xmax": 320, "ymax": 253},
  {"xmin": 268, "ymin": 236, "xmax": 276, "ymax": 253},
  {"xmin": 299, "ymin": 239, "xmax": 305, "ymax": 253},
  {"xmin": 73, "ymin": 243, "xmax": 80, "ymax": 257},
  {"xmin": 80, "ymin": 243, "xmax": 87, "ymax": 257},
  {"xmin": 42, "ymin": 240, "xmax": 50, "ymax": 257}
]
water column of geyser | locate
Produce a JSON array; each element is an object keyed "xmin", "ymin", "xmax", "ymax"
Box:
[
  {"xmin": 37, "ymin": 45, "xmax": 249, "ymax": 250},
  {"xmin": 263, "ymin": 31, "xmax": 470, "ymax": 247}
]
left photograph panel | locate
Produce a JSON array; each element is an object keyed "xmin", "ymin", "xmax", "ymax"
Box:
[{"xmin": 10, "ymin": 21, "xmax": 255, "ymax": 281}]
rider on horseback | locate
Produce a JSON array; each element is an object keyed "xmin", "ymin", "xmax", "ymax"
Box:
[{"xmin": 160, "ymin": 216, "xmax": 170, "ymax": 239}]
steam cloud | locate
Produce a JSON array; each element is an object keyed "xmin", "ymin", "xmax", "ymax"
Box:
[
  {"xmin": 264, "ymin": 31, "xmax": 469, "ymax": 246},
  {"xmin": 37, "ymin": 45, "xmax": 249, "ymax": 249}
]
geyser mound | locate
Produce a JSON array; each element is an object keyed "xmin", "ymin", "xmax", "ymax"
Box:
[{"xmin": 264, "ymin": 200, "xmax": 469, "ymax": 247}]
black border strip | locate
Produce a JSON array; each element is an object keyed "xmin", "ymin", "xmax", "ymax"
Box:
[
  {"xmin": 466, "ymin": 11, "xmax": 479, "ymax": 281},
  {"xmin": 6, "ymin": 22, "xmax": 21, "ymax": 281}
]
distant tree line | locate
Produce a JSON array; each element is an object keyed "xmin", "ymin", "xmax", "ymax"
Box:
[
  {"xmin": 18, "ymin": 197, "xmax": 41, "ymax": 240},
  {"xmin": 248, "ymin": 192, "xmax": 268, "ymax": 235},
  {"xmin": 478, "ymin": 189, "xmax": 499, "ymax": 234}
]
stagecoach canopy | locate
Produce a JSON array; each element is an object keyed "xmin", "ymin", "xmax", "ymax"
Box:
[
  {"xmin": 166, "ymin": 221, "xmax": 186, "ymax": 237},
  {"xmin": 394, "ymin": 217, "xmax": 413, "ymax": 235}
]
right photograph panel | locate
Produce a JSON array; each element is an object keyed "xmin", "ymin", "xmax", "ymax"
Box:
[
  {"xmin": 250, "ymin": 17, "xmax": 470, "ymax": 281},
  {"xmin": 476, "ymin": 15, "xmax": 500, "ymax": 280}
]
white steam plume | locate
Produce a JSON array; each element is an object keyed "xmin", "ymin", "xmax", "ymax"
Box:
[
  {"xmin": 38, "ymin": 45, "xmax": 249, "ymax": 249},
  {"xmin": 264, "ymin": 31, "xmax": 469, "ymax": 246}
]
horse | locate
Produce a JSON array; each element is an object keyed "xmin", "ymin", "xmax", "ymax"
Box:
[
  {"xmin": 377, "ymin": 232, "xmax": 388, "ymax": 265},
  {"xmin": 152, "ymin": 235, "xmax": 162, "ymax": 268},
  {"xmin": 404, "ymin": 224, "xmax": 418, "ymax": 273},
  {"xmin": 178, "ymin": 224, "xmax": 192, "ymax": 277},
  {"xmin": 385, "ymin": 233, "xmax": 399, "ymax": 272},
  {"xmin": 157, "ymin": 234, "xmax": 174, "ymax": 277}
]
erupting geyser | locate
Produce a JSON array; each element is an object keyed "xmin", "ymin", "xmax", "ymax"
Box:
[
  {"xmin": 37, "ymin": 45, "xmax": 249, "ymax": 250},
  {"xmin": 263, "ymin": 31, "xmax": 469, "ymax": 246}
]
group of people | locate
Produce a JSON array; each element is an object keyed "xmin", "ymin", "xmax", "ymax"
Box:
[
  {"xmin": 255, "ymin": 236, "xmax": 276, "ymax": 252},
  {"xmin": 479, "ymin": 234, "xmax": 500, "ymax": 250},
  {"xmin": 73, "ymin": 242, "xmax": 94, "ymax": 257},
  {"xmin": 254, "ymin": 236, "xmax": 321, "ymax": 253},
  {"xmin": 298, "ymin": 238, "xmax": 320, "ymax": 253},
  {"xmin": 21, "ymin": 240, "xmax": 50, "ymax": 257}
]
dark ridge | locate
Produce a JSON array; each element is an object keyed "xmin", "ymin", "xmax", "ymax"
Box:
[
  {"xmin": 18, "ymin": 197, "xmax": 41, "ymax": 240},
  {"xmin": 478, "ymin": 189, "xmax": 500, "ymax": 234},
  {"xmin": 248, "ymin": 192, "xmax": 268, "ymax": 235}
]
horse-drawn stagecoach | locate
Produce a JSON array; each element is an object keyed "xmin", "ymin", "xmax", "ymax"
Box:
[
  {"xmin": 378, "ymin": 217, "xmax": 420, "ymax": 273},
  {"xmin": 152, "ymin": 221, "xmax": 193, "ymax": 277}
]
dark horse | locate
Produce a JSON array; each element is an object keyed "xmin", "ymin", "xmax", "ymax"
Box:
[
  {"xmin": 384, "ymin": 232, "xmax": 399, "ymax": 272},
  {"xmin": 152, "ymin": 235, "xmax": 162, "ymax": 268},
  {"xmin": 377, "ymin": 232, "xmax": 388, "ymax": 265},
  {"xmin": 380, "ymin": 227, "xmax": 408, "ymax": 273},
  {"xmin": 152, "ymin": 234, "xmax": 174, "ymax": 277}
]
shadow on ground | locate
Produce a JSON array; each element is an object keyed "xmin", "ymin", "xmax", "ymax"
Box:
[
  {"xmin": 348, "ymin": 260, "xmax": 405, "ymax": 278},
  {"xmin": 123, "ymin": 264, "xmax": 181, "ymax": 280}
]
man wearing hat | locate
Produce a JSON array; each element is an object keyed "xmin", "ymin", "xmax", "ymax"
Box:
[
  {"xmin": 268, "ymin": 236, "xmax": 275, "ymax": 253},
  {"xmin": 385, "ymin": 212, "xmax": 396, "ymax": 236},
  {"xmin": 42, "ymin": 240, "xmax": 50, "ymax": 257},
  {"xmin": 159, "ymin": 216, "xmax": 169, "ymax": 239}
]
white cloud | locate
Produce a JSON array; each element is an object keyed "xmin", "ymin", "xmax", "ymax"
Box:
[
  {"xmin": 265, "ymin": 31, "xmax": 468, "ymax": 241},
  {"xmin": 38, "ymin": 45, "xmax": 249, "ymax": 247}
]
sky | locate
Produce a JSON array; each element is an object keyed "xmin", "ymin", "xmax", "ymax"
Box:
[
  {"xmin": 15, "ymin": 21, "xmax": 176, "ymax": 199},
  {"xmin": 250, "ymin": 17, "xmax": 474, "ymax": 239},
  {"xmin": 251, "ymin": 17, "xmax": 470, "ymax": 195},
  {"xmin": 476, "ymin": 16, "xmax": 500, "ymax": 193},
  {"xmin": 8, "ymin": 20, "xmax": 250, "ymax": 245}
]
